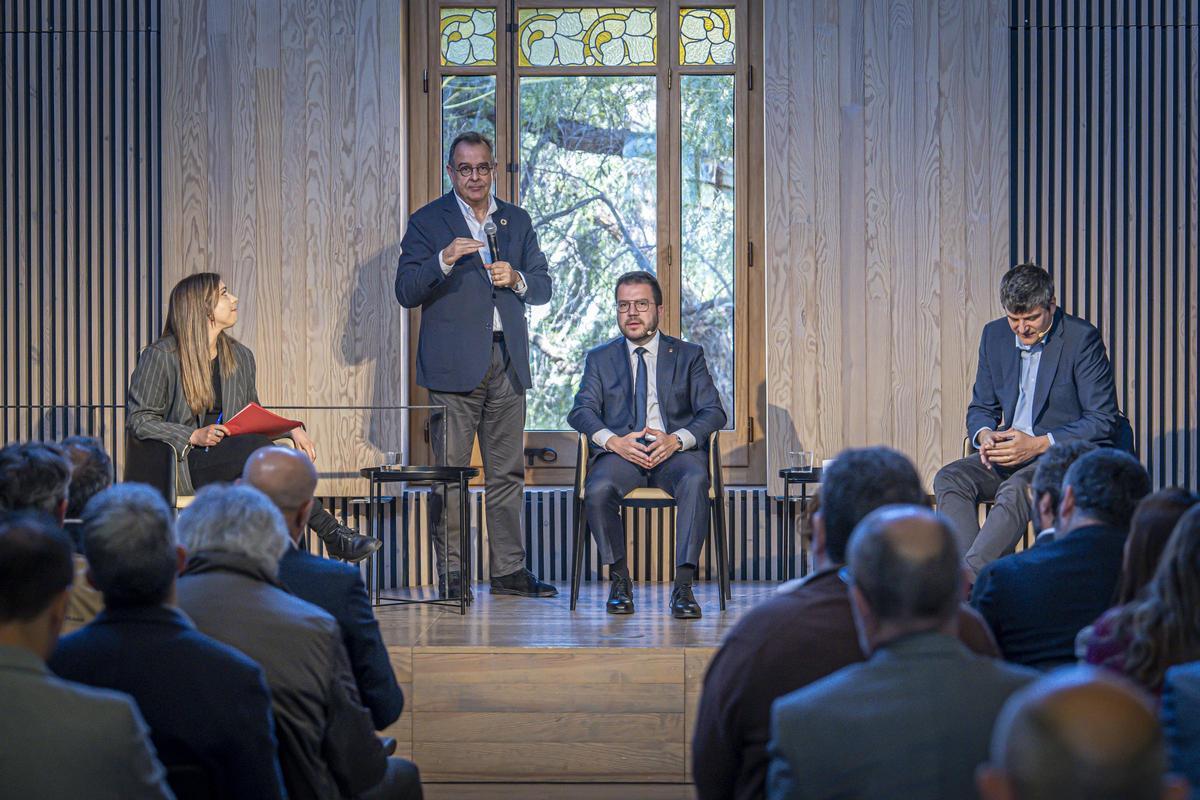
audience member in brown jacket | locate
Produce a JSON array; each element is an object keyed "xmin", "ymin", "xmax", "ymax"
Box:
[{"xmin": 692, "ymin": 447, "xmax": 999, "ymax": 800}]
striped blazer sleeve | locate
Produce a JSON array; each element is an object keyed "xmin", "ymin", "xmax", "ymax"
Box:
[{"xmin": 126, "ymin": 345, "xmax": 195, "ymax": 456}]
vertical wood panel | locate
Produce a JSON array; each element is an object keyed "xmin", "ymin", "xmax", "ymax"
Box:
[{"xmin": 1014, "ymin": 5, "xmax": 1199, "ymax": 490}]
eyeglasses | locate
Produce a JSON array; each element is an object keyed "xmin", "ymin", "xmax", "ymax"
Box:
[
  {"xmin": 837, "ymin": 567, "xmax": 854, "ymax": 587},
  {"xmin": 616, "ymin": 299, "xmax": 653, "ymax": 314},
  {"xmin": 452, "ymin": 162, "xmax": 495, "ymax": 178}
]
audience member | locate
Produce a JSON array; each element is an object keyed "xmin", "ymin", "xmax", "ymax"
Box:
[
  {"xmin": 1162, "ymin": 661, "xmax": 1200, "ymax": 798},
  {"xmin": 0, "ymin": 441, "xmax": 103, "ymax": 629},
  {"xmin": 692, "ymin": 448, "xmax": 1000, "ymax": 800},
  {"xmin": 0, "ymin": 512, "xmax": 171, "ymax": 798},
  {"xmin": 972, "ymin": 448, "xmax": 1151, "ymax": 669},
  {"xmin": 175, "ymin": 484, "xmax": 421, "ymax": 800},
  {"xmin": 978, "ymin": 666, "xmax": 1188, "ymax": 800},
  {"xmin": 243, "ymin": 446, "xmax": 405, "ymax": 730},
  {"xmin": 49, "ymin": 483, "xmax": 287, "ymax": 799},
  {"xmin": 61, "ymin": 435, "xmax": 113, "ymax": 520},
  {"xmin": 1080, "ymin": 504, "xmax": 1200, "ymax": 694},
  {"xmin": 1029, "ymin": 439, "xmax": 1097, "ymax": 546},
  {"xmin": 766, "ymin": 506, "xmax": 1036, "ymax": 800}
]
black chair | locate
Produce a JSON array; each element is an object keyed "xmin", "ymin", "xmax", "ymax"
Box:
[
  {"xmin": 569, "ymin": 430, "xmax": 730, "ymax": 611},
  {"xmin": 124, "ymin": 431, "xmax": 183, "ymax": 507}
]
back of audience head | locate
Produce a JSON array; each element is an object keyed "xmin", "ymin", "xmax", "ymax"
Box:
[
  {"xmin": 0, "ymin": 512, "xmax": 75, "ymax": 658},
  {"xmin": 816, "ymin": 447, "xmax": 925, "ymax": 567},
  {"xmin": 1117, "ymin": 504, "xmax": 1200, "ymax": 692},
  {"xmin": 1030, "ymin": 440, "xmax": 1097, "ymax": 535},
  {"xmin": 977, "ymin": 667, "xmax": 1187, "ymax": 800},
  {"xmin": 0, "ymin": 441, "xmax": 71, "ymax": 523},
  {"xmin": 241, "ymin": 446, "xmax": 318, "ymax": 541},
  {"xmin": 1118, "ymin": 488, "xmax": 1199, "ymax": 605},
  {"xmin": 1059, "ymin": 448, "xmax": 1151, "ymax": 534},
  {"xmin": 61, "ymin": 436, "xmax": 113, "ymax": 519},
  {"xmin": 81, "ymin": 483, "xmax": 182, "ymax": 609},
  {"xmin": 176, "ymin": 483, "xmax": 289, "ymax": 574},
  {"xmin": 844, "ymin": 505, "xmax": 962, "ymax": 652}
]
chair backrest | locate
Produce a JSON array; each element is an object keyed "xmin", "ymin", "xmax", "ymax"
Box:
[{"xmin": 122, "ymin": 430, "xmax": 177, "ymax": 505}]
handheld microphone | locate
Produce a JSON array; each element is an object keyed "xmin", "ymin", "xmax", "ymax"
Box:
[{"xmin": 483, "ymin": 220, "xmax": 500, "ymax": 263}]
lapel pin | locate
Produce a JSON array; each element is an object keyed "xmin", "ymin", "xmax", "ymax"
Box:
[{"xmin": 499, "ymin": 218, "xmax": 508, "ymax": 226}]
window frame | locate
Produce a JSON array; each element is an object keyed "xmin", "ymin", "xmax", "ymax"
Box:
[{"xmin": 406, "ymin": 0, "xmax": 764, "ymax": 485}]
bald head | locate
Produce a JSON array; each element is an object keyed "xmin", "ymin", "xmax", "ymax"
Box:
[
  {"xmin": 242, "ymin": 447, "xmax": 318, "ymax": 539},
  {"xmin": 846, "ymin": 505, "xmax": 962, "ymax": 629},
  {"xmin": 983, "ymin": 667, "xmax": 1180, "ymax": 800}
]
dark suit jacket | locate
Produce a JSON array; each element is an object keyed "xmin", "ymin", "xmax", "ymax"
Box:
[
  {"xmin": 567, "ymin": 334, "xmax": 726, "ymax": 447},
  {"xmin": 49, "ymin": 605, "xmax": 285, "ymax": 800},
  {"xmin": 693, "ymin": 569, "xmax": 1001, "ymax": 800},
  {"xmin": 766, "ymin": 632, "xmax": 1036, "ymax": 800},
  {"xmin": 396, "ymin": 191, "xmax": 552, "ymax": 392},
  {"xmin": 279, "ymin": 546, "xmax": 404, "ymax": 730},
  {"xmin": 126, "ymin": 334, "xmax": 260, "ymax": 493},
  {"xmin": 966, "ymin": 308, "xmax": 1121, "ymax": 447},
  {"xmin": 1162, "ymin": 661, "xmax": 1200, "ymax": 800},
  {"xmin": 971, "ymin": 523, "xmax": 1127, "ymax": 669}
]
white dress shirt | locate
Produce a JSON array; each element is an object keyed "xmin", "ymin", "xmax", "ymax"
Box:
[
  {"xmin": 593, "ymin": 331, "xmax": 698, "ymax": 452},
  {"xmin": 442, "ymin": 191, "xmax": 526, "ymax": 332}
]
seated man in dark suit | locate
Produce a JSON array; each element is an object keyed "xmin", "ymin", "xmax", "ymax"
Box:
[
  {"xmin": 934, "ymin": 263, "xmax": 1124, "ymax": 576},
  {"xmin": 1163, "ymin": 661, "xmax": 1200, "ymax": 798},
  {"xmin": 567, "ymin": 270, "xmax": 727, "ymax": 619},
  {"xmin": 692, "ymin": 447, "xmax": 1000, "ymax": 800},
  {"xmin": 1029, "ymin": 439, "xmax": 1097, "ymax": 546},
  {"xmin": 0, "ymin": 441, "xmax": 103, "ymax": 630},
  {"xmin": 176, "ymin": 484, "xmax": 422, "ymax": 800},
  {"xmin": 766, "ymin": 506, "xmax": 1037, "ymax": 800},
  {"xmin": 49, "ymin": 483, "xmax": 286, "ymax": 800},
  {"xmin": 971, "ymin": 448, "xmax": 1150, "ymax": 669},
  {"xmin": 243, "ymin": 445, "xmax": 404, "ymax": 731},
  {"xmin": 979, "ymin": 667, "xmax": 1188, "ymax": 800},
  {"xmin": 0, "ymin": 512, "xmax": 172, "ymax": 799}
]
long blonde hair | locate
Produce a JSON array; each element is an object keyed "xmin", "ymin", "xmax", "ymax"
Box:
[{"xmin": 162, "ymin": 272, "xmax": 238, "ymax": 417}]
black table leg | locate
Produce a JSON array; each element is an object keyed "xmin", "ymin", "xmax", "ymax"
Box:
[
  {"xmin": 783, "ymin": 481, "xmax": 793, "ymax": 580},
  {"xmin": 457, "ymin": 474, "xmax": 469, "ymax": 615}
]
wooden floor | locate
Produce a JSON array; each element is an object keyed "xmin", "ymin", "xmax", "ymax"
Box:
[{"xmin": 374, "ymin": 580, "xmax": 780, "ymax": 790}]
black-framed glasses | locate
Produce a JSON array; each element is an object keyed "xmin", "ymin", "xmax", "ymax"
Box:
[
  {"xmin": 616, "ymin": 299, "xmax": 652, "ymax": 314},
  {"xmin": 452, "ymin": 162, "xmax": 495, "ymax": 178},
  {"xmin": 837, "ymin": 567, "xmax": 854, "ymax": 587}
]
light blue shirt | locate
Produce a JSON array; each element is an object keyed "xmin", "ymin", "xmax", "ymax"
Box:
[
  {"xmin": 443, "ymin": 191, "xmax": 527, "ymax": 331},
  {"xmin": 972, "ymin": 327, "xmax": 1055, "ymax": 447}
]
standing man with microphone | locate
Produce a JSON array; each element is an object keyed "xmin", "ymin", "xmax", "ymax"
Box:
[{"xmin": 396, "ymin": 131, "xmax": 557, "ymax": 600}]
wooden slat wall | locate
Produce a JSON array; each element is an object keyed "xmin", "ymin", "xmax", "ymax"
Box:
[
  {"xmin": 2, "ymin": 1, "xmax": 161, "ymax": 472},
  {"xmin": 1013, "ymin": 0, "xmax": 1198, "ymax": 490},
  {"xmin": 763, "ymin": 0, "xmax": 1012, "ymax": 494},
  {"xmin": 160, "ymin": 0, "xmax": 407, "ymax": 496}
]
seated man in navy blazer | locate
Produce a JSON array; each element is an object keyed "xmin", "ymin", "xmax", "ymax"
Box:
[
  {"xmin": 934, "ymin": 263, "xmax": 1124, "ymax": 576},
  {"xmin": 242, "ymin": 446, "xmax": 404, "ymax": 732},
  {"xmin": 568, "ymin": 271, "xmax": 727, "ymax": 619}
]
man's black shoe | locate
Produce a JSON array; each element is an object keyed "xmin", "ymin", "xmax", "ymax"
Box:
[
  {"xmin": 606, "ymin": 575, "xmax": 635, "ymax": 614},
  {"xmin": 437, "ymin": 571, "xmax": 473, "ymax": 601},
  {"xmin": 670, "ymin": 583, "xmax": 702, "ymax": 619},
  {"xmin": 321, "ymin": 526, "xmax": 382, "ymax": 563},
  {"xmin": 490, "ymin": 567, "xmax": 558, "ymax": 598}
]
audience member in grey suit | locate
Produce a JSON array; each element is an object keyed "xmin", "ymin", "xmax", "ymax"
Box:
[
  {"xmin": 978, "ymin": 666, "xmax": 1188, "ymax": 800},
  {"xmin": 0, "ymin": 513, "xmax": 171, "ymax": 799},
  {"xmin": 766, "ymin": 506, "xmax": 1036, "ymax": 800}
]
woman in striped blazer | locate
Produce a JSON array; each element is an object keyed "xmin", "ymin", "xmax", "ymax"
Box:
[{"xmin": 126, "ymin": 272, "xmax": 379, "ymax": 563}]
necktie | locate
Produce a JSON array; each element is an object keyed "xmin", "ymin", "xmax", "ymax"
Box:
[{"xmin": 633, "ymin": 347, "xmax": 648, "ymax": 432}]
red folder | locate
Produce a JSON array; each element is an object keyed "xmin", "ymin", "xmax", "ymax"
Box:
[{"xmin": 223, "ymin": 403, "xmax": 303, "ymax": 439}]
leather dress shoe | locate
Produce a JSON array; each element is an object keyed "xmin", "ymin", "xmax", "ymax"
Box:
[
  {"xmin": 437, "ymin": 571, "xmax": 473, "ymax": 601},
  {"xmin": 670, "ymin": 583, "xmax": 702, "ymax": 619},
  {"xmin": 606, "ymin": 575, "xmax": 635, "ymax": 614},
  {"xmin": 490, "ymin": 567, "xmax": 558, "ymax": 597},
  {"xmin": 322, "ymin": 526, "xmax": 382, "ymax": 563}
]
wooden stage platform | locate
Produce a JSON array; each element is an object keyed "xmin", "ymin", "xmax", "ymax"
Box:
[{"xmin": 374, "ymin": 580, "xmax": 780, "ymax": 797}]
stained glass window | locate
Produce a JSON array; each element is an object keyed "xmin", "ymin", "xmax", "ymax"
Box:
[
  {"xmin": 440, "ymin": 8, "xmax": 497, "ymax": 66},
  {"xmin": 679, "ymin": 8, "xmax": 735, "ymax": 65},
  {"xmin": 517, "ymin": 8, "xmax": 657, "ymax": 67}
]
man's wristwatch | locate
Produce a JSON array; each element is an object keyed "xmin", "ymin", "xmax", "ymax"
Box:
[{"xmin": 673, "ymin": 433, "xmax": 684, "ymax": 450}]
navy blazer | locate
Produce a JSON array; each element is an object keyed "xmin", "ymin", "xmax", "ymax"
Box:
[
  {"xmin": 567, "ymin": 334, "xmax": 727, "ymax": 448},
  {"xmin": 49, "ymin": 605, "xmax": 285, "ymax": 800},
  {"xmin": 1163, "ymin": 661, "xmax": 1200, "ymax": 799},
  {"xmin": 396, "ymin": 191, "xmax": 552, "ymax": 392},
  {"xmin": 971, "ymin": 523, "xmax": 1126, "ymax": 670},
  {"xmin": 278, "ymin": 546, "xmax": 404, "ymax": 730},
  {"xmin": 966, "ymin": 308, "xmax": 1121, "ymax": 446}
]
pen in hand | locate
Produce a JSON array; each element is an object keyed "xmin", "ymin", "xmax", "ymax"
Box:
[{"xmin": 206, "ymin": 411, "xmax": 223, "ymax": 452}]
